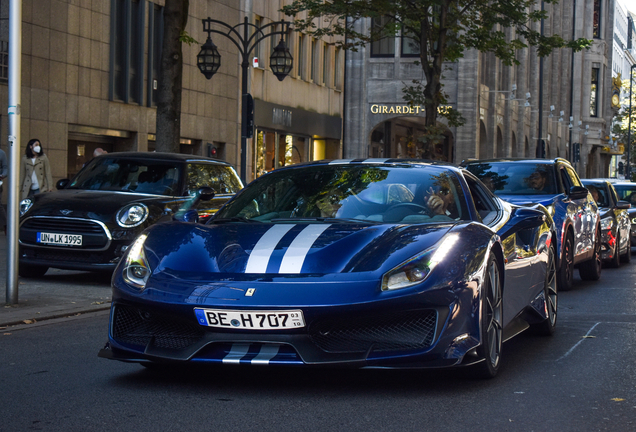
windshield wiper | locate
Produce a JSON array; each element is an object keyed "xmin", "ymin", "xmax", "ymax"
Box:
[
  {"xmin": 270, "ymin": 217, "xmax": 380, "ymax": 224},
  {"xmin": 210, "ymin": 216, "xmax": 262, "ymax": 224}
]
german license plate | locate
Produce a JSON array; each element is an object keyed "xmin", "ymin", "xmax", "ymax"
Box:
[
  {"xmin": 37, "ymin": 232, "xmax": 83, "ymax": 246},
  {"xmin": 194, "ymin": 308, "xmax": 305, "ymax": 330}
]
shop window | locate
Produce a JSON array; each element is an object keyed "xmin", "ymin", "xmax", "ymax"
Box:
[
  {"xmin": 370, "ymin": 16, "xmax": 395, "ymax": 57},
  {"xmin": 110, "ymin": 0, "xmax": 145, "ymax": 103},
  {"xmin": 593, "ymin": 0, "xmax": 601, "ymax": 38},
  {"xmin": 590, "ymin": 67, "xmax": 600, "ymax": 117}
]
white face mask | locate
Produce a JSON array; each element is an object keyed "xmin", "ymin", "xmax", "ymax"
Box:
[{"xmin": 33, "ymin": 145, "xmax": 41, "ymax": 154}]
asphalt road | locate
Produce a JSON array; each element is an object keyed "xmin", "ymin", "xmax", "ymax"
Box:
[{"xmin": 0, "ymin": 263, "xmax": 635, "ymax": 432}]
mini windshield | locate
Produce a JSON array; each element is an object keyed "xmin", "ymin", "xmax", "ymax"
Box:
[
  {"xmin": 614, "ymin": 184, "xmax": 636, "ymax": 205},
  {"xmin": 215, "ymin": 165, "xmax": 470, "ymax": 224},
  {"xmin": 466, "ymin": 162, "xmax": 558, "ymax": 195},
  {"xmin": 68, "ymin": 158, "xmax": 182, "ymax": 194}
]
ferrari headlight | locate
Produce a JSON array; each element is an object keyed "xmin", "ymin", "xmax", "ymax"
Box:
[
  {"xmin": 123, "ymin": 234, "xmax": 151, "ymax": 289},
  {"xmin": 600, "ymin": 217, "xmax": 613, "ymax": 230},
  {"xmin": 20, "ymin": 198, "xmax": 33, "ymax": 215},
  {"xmin": 116, "ymin": 203, "xmax": 149, "ymax": 228},
  {"xmin": 382, "ymin": 233, "xmax": 459, "ymax": 291}
]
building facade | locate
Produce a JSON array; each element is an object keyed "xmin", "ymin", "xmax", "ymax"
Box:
[
  {"xmin": 0, "ymin": 0, "xmax": 344, "ymax": 189},
  {"xmin": 343, "ymin": 0, "xmax": 616, "ymax": 179}
]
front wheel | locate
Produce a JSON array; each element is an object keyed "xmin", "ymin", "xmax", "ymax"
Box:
[
  {"xmin": 532, "ymin": 246, "xmax": 558, "ymax": 336},
  {"xmin": 608, "ymin": 233, "xmax": 621, "ymax": 268},
  {"xmin": 579, "ymin": 227, "xmax": 602, "ymax": 281},
  {"xmin": 471, "ymin": 254, "xmax": 503, "ymax": 379}
]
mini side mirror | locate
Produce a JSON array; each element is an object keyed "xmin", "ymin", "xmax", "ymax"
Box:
[
  {"xmin": 173, "ymin": 209, "xmax": 199, "ymax": 223},
  {"xmin": 616, "ymin": 200, "xmax": 631, "ymax": 210},
  {"xmin": 56, "ymin": 179, "xmax": 69, "ymax": 190},
  {"xmin": 197, "ymin": 186, "xmax": 216, "ymax": 201}
]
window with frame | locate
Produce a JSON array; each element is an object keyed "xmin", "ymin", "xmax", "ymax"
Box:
[
  {"xmin": 253, "ymin": 16, "xmax": 262, "ymax": 67},
  {"xmin": 590, "ymin": 67, "xmax": 600, "ymax": 117},
  {"xmin": 297, "ymin": 33, "xmax": 305, "ymax": 79},
  {"xmin": 311, "ymin": 38, "xmax": 317, "ymax": 82},
  {"xmin": 593, "ymin": 0, "xmax": 601, "ymax": 38},
  {"xmin": 146, "ymin": 3, "xmax": 163, "ymax": 107},
  {"xmin": 334, "ymin": 48, "xmax": 342, "ymax": 90},
  {"xmin": 400, "ymin": 27, "xmax": 419, "ymax": 57},
  {"xmin": 322, "ymin": 44, "xmax": 328, "ymax": 85},
  {"xmin": 370, "ymin": 16, "xmax": 395, "ymax": 57},
  {"xmin": 110, "ymin": 0, "xmax": 145, "ymax": 104}
]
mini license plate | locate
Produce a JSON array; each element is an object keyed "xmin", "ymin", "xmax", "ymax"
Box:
[
  {"xmin": 194, "ymin": 308, "xmax": 305, "ymax": 330},
  {"xmin": 37, "ymin": 232, "xmax": 83, "ymax": 246}
]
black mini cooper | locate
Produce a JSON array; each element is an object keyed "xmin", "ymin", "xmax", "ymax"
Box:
[{"xmin": 18, "ymin": 152, "xmax": 243, "ymax": 277}]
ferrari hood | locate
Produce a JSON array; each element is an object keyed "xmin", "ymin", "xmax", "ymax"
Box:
[{"xmin": 144, "ymin": 221, "xmax": 455, "ymax": 276}]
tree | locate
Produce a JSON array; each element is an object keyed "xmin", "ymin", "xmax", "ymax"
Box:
[
  {"xmin": 282, "ymin": 0, "xmax": 590, "ymax": 140},
  {"xmin": 155, "ymin": 0, "xmax": 190, "ymax": 153},
  {"xmin": 611, "ymin": 78, "xmax": 636, "ymax": 178}
]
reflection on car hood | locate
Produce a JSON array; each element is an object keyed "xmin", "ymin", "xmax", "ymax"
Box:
[
  {"xmin": 494, "ymin": 194, "xmax": 558, "ymax": 207},
  {"xmin": 146, "ymin": 221, "xmax": 455, "ymax": 277}
]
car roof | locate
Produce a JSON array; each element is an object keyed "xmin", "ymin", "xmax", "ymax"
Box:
[
  {"xmin": 461, "ymin": 157, "xmax": 570, "ymax": 166},
  {"xmin": 276, "ymin": 158, "xmax": 465, "ymax": 174},
  {"xmin": 96, "ymin": 151, "xmax": 233, "ymax": 167}
]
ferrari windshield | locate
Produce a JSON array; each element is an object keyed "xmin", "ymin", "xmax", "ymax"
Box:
[
  {"xmin": 215, "ymin": 165, "xmax": 470, "ymax": 224},
  {"xmin": 465, "ymin": 162, "xmax": 558, "ymax": 195}
]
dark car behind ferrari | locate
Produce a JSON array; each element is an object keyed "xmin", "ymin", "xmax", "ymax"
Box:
[
  {"xmin": 581, "ymin": 179, "xmax": 631, "ymax": 266},
  {"xmin": 463, "ymin": 158, "xmax": 601, "ymax": 291},
  {"xmin": 610, "ymin": 181, "xmax": 636, "ymax": 251},
  {"xmin": 18, "ymin": 152, "xmax": 242, "ymax": 277}
]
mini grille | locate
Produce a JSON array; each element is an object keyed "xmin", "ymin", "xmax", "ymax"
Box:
[
  {"xmin": 112, "ymin": 305, "xmax": 204, "ymax": 350},
  {"xmin": 309, "ymin": 310, "xmax": 437, "ymax": 353},
  {"xmin": 22, "ymin": 218, "xmax": 105, "ymax": 235}
]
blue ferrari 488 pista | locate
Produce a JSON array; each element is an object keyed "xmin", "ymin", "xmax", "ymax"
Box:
[{"xmin": 99, "ymin": 159, "xmax": 558, "ymax": 378}]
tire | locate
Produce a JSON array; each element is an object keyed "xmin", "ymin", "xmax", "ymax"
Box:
[
  {"xmin": 532, "ymin": 246, "xmax": 558, "ymax": 336},
  {"xmin": 621, "ymin": 234, "xmax": 631, "ymax": 263},
  {"xmin": 579, "ymin": 226, "xmax": 602, "ymax": 281},
  {"xmin": 18, "ymin": 264, "xmax": 49, "ymax": 278},
  {"xmin": 558, "ymin": 233, "xmax": 574, "ymax": 291},
  {"xmin": 472, "ymin": 254, "xmax": 503, "ymax": 379},
  {"xmin": 608, "ymin": 233, "xmax": 621, "ymax": 268}
]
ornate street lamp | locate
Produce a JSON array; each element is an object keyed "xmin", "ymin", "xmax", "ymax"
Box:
[
  {"xmin": 197, "ymin": 17, "xmax": 293, "ymax": 183},
  {"xmin": 269, "ymin": 39, "xmax": 293, "ymax": 81},
  {"xmin": 196, "ymin": 37, "xmax": 221, "ymax": 79}
]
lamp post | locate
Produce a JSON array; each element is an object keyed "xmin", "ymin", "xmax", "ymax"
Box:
[
  {"xmin": 627, "ymin": 63, "xmax": 636, "ymax": 181},
  {"xmin": 197, "ymin": 17, "xmax": 293, "ymax": 183}
]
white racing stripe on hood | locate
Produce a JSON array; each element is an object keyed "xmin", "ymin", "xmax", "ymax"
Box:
[
  {"xmin": 245, "ymin": 224, "xmax": 295, "ymax": 273},
  {"xmin": 279, "ymin": 224, "xmax": 331, "ymax": 273}
]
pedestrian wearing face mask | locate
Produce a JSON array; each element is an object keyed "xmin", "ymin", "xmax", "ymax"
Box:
[{"xmin": 20, "ymin": 138, "xmax": 53, "ymax": 199}]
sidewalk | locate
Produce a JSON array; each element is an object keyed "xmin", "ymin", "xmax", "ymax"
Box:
[{"xmin": 0, "ymin": 237, "xmax": 112, "ymax": 327}]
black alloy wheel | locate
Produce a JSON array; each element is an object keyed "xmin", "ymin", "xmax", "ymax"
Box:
[
  {"xmin": 532, "ymin": 246, "xmax": 558, "ymax": 336},
  {"xmin": 558, "ymin": 233, "xmax": 574, "ymax": 291},
  {"xmin": 579, "ymin": 226, "xmax": 602, "ymax": 281},
  {"xmin": 472, "ymin": 254, "xmax": 503, "ymax": 379}
]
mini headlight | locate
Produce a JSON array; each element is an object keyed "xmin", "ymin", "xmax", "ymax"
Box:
[
  {"xmin": 20, "ymin": 198, "xmax": 33, "ymax": 216},
  {"xmin": 123, "ymin": 234, "xmax": 151, "ymax": 289},
  {"xmin": 600, "ymin": 218, "xmax": 613, "ymax": 230},
  {"xmin": 632, "ymin": 217, "xmax": 636, "ymax": 224},
  {"xmin": 382, "ymin": 233, "xmax": 459, "ymax": 291},
  {"xmin": 116, "ymin": 203, "xmax": 149, "ymax": 228}
]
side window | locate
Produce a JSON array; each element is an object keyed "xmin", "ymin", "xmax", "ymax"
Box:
[
  {"xmin": 565, "ymin": 166, "xmax": 582, "ymax": 187},
  {"xmin": 465, "ymin": 174, "xmax": 499, "ymax": 224},
  {"xmin": 186, "ymin": 164, "xmax": 242, "ymax": 195},
  {"xmin": 559, "ymin": 167, "xmax": 573, "ymax": 192}
]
